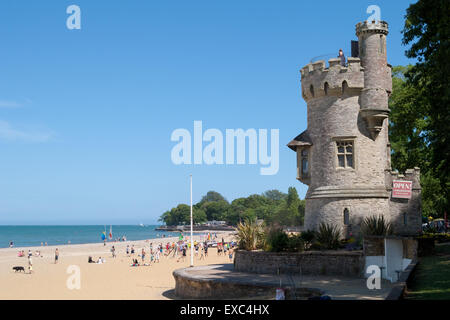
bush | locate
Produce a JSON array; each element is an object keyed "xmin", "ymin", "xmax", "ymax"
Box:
[
  {"xmin": 286, "ymin": 234, "xmax": 305, "ymax": 252},
  {"xmin": 265, "ymin": 227, "xmax": 289, "ymax": 252},
  {"xmin": 300, "ymin": 230, "xmax": 316, "ymax": 244},
  {"xmin": 236, "ymin": 219, "xmax": 264, "ymax": 251},
  {"xmin": 315, "ymin": 223, "xmax": 341, "ymax": 250},
  {"xmin": 361, "ymin": 215, "xmax": 393, "ymax": 237},
  {"xmin": 264, "ymin": 227, "xmax": 305, "ymax": 252}
]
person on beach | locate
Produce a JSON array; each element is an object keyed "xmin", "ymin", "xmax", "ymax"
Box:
[
  {"xmin": 131, "ymin": 245, "xmax": 135, "ymax": 255},
  {"xmin": 54, "ymin": 248, "xmax": 59, "ymax": 264},
  {"xmin": 126, "ymin": 245, "xmax": 130, "ymax": 256},
  {"xmin": 177, "ymin": 245, "xmax": 186, "ymax": 262},
  {"xmin": 9, "ymin": 241, "xmax": 14, "ymax": 248},
  {"xmin": 141, "ymin": 248, "xmax": 145, "ymax": 264},
  {"xmin": 111, "ymin": 246, "xmax": 116, "ymax": 258},
  {"xmin": 28, "ymin": 250, "xmax": 32, "ymax": 258},
  {"xmin": 204, "ymin": 242, "xmax": 208, "ymax": 257},
  {"xmin": 228, "ymin": 248, "xmax": 233, "ymax": 262},
  {"xmin": 28, "ymin": 256, "xmax": 33, "ymax": 274},
  {"xmin": 155, "ymin": 248, "xmax": 160, "ymax": 263}
]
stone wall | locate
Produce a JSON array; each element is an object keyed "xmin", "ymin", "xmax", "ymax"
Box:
[
  {"xmin": 234, "ymin": 250, "xmax": 364, "ymax": 277},
  {"xmin": 363, "ymin": 236, "xmax": 418, "ymax": 259},
  {"xmin": 387, "ymin": 168, "xmax": 422, "ymax": 236}
]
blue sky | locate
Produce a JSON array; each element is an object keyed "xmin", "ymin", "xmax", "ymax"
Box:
[{"xmin": 0, "ymin": 0, "xmax": 417, "ymax": 224}]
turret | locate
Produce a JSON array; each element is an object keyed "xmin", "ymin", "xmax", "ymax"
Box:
[{"xmin": 356, "ymin": 20, "xmax": 391, "ymax": 139}]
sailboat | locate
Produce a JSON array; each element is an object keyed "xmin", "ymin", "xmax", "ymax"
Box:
[
  {"xmin": 109, "ymin": 225, "xmax": 113, "ymax": 240},
  {"xmin": 139, "ymin": 222, "xmax": 145, "ymax": 227}
]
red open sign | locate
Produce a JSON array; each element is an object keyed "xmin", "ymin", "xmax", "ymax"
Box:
[{"xmin": 392, "ymin": 180, "xmax": 412, "ymax": 199}]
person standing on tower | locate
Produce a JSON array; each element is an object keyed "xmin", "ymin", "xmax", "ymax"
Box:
[{"xmin": 338, "ymin": 49, "xmax": 346, "ymax": 66}]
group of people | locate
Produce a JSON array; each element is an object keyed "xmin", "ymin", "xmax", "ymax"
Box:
[
  {"xmin": 88, "ymin": 256, "xmax": 106, "ymax": 264},
  {"xmin": 125, "ymin": 243, "xmax": 162, "ymax": 266},
  {"xmin": 118, "ymin": 235, "xmax": 236, "ymax": 266}
]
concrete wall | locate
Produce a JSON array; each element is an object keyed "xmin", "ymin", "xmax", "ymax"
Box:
[{"xmin": 234, "ymin": 250, "xmax": 364, "ymax": 277}]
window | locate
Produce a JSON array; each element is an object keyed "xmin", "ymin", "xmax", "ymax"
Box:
[
  {"xmin": 297, "ymin": 148, "xmax": 309, "ymax": 179},
  {"xmin": 379, "ymin": 35, "xmax": 385, "ymax": 54},
  {"xmin": 336, "ymin": 140, "xmax": 354, "ymax": 169},
  {"xmin": 310, "ymin": 85, "xmax": 314, "ymax": 97},
  {"xmin": 301, "ymin": 149, "xmax": 309, "ymax": 176},
  {"xmin": 324, "ymin": 82, "xmax": 329, "ymax": 96},
  {"xmin": 343, "ymin": 208, "xmax": 350, "ymax": 225},
  {"xmin": 403, "ymin": 212, "xmax": 407, "ymax": 226},
  {"xmin": 342, "ymin": 81, "xmax": 348, "ymax": 95}
]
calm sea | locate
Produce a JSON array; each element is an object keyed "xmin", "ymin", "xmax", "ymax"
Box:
[{"xmin": 0, "ymin": 225, "xmax": 178, "ymax": 248}]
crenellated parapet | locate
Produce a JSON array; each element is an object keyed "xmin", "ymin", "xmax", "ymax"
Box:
[
  {"xmin": 385, "ymin": 167, "xmax": 421, "ymax": 192},
  {"xmin": 356, "ymin": 20, "xmax": 389, "ymax": 36},
  {"xmin": 300, "ymin": 57, "xmax": 364, "ymax": 101}
]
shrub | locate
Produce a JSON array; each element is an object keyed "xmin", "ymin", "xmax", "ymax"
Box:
[
  {"xmin": 264, "ymin": 227, "xmax": 305, "ymax": 252},
  {"xmin": 315, "ymin": 223, "xmax": 341, "ymax": 250},
  {"xmin": 287, "ymin": 234, "xmax": 305, "ymax": 252},
  {"xmin": 236, "ymin": 219, "xmax": 264, "ymax": 251},
  {"xmin": 300, "ymin": 230, "xmax": 316, "ymax": 245},
  {"xmin": 265, "ymin": 227, "xmax": 289, "ymax": 252},
  {"xmin": 361, "ymin": 215, "xmax": 393, "ymax": 237}
]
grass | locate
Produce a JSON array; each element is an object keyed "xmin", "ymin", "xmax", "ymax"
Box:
[{"xmin": 406, "ymin": 243, "xmax": 450, "ymax": 300}]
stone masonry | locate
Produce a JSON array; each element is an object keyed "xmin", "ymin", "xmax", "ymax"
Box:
[{"xmin": 288, "ymin": 20, "xmax": 422, "ymax": 237}]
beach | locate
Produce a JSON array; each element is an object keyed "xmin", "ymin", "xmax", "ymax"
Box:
[{"xmin": 0, "ymin": 231, "xmax": 235, "ymax": 299}]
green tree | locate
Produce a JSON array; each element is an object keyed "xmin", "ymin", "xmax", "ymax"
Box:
[
  {"xmin": 267, "ymin": 187, "xmax": 305, "ymax": 226},
  {"xmin": 262, "ymin": 189, "xmax": 287, "ymax": 201},
  {"xmin": 401, "ymin": 0, "xmax": 450, "ymax": 215},
  {"xmin": 389, "ymin": 65, "xmax": 447, "ymax": 218},
  {"xmin": 200, "ymin": 200, "xmax": 230, "ymax": 221},
  {"xmin": 198, "ymin": 191, "xmax": 228, "ymax": 205}
]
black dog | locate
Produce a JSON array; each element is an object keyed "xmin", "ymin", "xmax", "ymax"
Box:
[{"xmin": 12, "ymin": 266, "xmax": 25, "ymax": 273}]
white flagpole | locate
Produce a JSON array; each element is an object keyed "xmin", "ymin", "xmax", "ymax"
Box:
[{"xmin": 190, "ymin": 174, "xmax": 194, "ymax": 267}]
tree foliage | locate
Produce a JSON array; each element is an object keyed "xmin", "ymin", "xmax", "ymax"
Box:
[
  {"xmin": 159, "ymin": 188, "xmax": 305, "ymax": 226},
  {"xmin": 396, "ymin": 0, "xmax": 450, "ymax": 216}
]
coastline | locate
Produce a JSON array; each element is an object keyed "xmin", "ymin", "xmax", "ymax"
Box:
[{"xmin": 0, "ymin": 230, "xmax": 236, "ymax": 299}]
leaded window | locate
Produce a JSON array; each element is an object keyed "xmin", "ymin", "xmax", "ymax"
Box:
[{"xmin": 336, "ymin": 141, "xmax": 354, "ymax": 169}]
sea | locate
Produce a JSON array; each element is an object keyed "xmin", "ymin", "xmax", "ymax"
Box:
[{"xmin": 0, "ymin": 225, "xmax": 182, "ymax": 248}]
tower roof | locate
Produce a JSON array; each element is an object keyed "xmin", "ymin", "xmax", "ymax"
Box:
[{"xmin": 287, "ymin": 130, "xmax": 312, "ymax": 151}]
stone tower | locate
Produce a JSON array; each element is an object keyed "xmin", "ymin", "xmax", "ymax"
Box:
[{"xmin": 288, "ymin": 20, "xmax": 422, "ymax": 237}]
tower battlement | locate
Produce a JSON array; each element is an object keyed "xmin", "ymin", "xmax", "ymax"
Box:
[
  {"xmin": 300, "ymin": 57, "xmax": 364, "ymax": 101},
  {"xmin": 356, "ymin": 20, "xmax": 389, "ymax": 36},
  {"xmin": 386, "ymin": 167, "xmax": 421, "ymax": 191}
]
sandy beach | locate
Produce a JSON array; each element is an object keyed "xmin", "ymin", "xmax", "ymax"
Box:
[{"xmin": 0, "ymin": 231, "xmax": 235, "ymax": 300}]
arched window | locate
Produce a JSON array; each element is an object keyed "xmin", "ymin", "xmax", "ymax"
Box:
[
  {"xmin": 324, "ymin": 82, "xmax": 329, "ymax": 96},
  {"xmin": 342, "ymin": 81, "xmax": 348, "ymax": 95},
  {"xmin": 343, "ymin": 208, "xmax": 350, "ymax": 225},
  {"xmin": 310, "ymin": 84, "xmax": 314, "ymax": 97}
]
